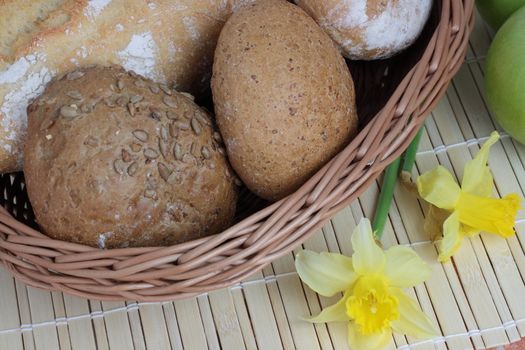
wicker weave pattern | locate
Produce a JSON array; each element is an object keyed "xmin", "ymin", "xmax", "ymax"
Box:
[{"xmin": 0, "ymin": 0, "xmax": 475, "ymax": 301}]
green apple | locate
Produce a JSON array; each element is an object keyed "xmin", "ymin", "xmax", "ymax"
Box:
[
  {"xmin": 476, "ymin": 0, "xmax": 525, "ymax": 29},
  {"xmin": 485, "ymin": 6, "xmax": 525, "ymax": 144}
]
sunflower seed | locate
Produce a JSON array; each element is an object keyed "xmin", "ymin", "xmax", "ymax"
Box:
[
  {"xmin": 60, "ymin": 105, "xmax": 78, "ymax": 118},
  {"xmin": 132, "ymin": 130, "xmax": 149, "ymax": 142},
  {"xmin": 174, "ymin": 121, "xmax": 190, "ymax": 130},
  {"xmin": 163, "ymin": 96, "xmax": 177, "ymax": 108},
  {"xmin": 208, "ymin": 162, "xmax": 216, "ymax": 169},
  {"xmin": 40, "ymin": 117, "xmax": 56, "ymax": 130},
  {"xmin": 130, "ymin": 143, "xmax": 142, "ymax": 152},
  {"xmin": 116, "ymin": 96, "xmax": 128, "ymax": 107},
  {"xmin": 158, "ymin": 162, "xmax": 172, "ymax": 182},
  {"xmin": 146, "ymin": 177, "xmax": 157, "ymax": 190},
  {"xmin": 180, "ymin": 92, "xmax": 195, "ymax": 101},
  {"xmin": 169, "ymin": 123, "xmax": 178, "ymax": 138},
  {"xmin": 224, "ymin": 168, "xmax": 231, "ymax": 177},
  {"xmin": 195, "ymin": 113, "xmax": 210, "ymax": 126},
  {"xmin": 159, "ymin": 84, "xmax": 172, "ymax": 95},
  {"xmin": 213, "ymin": 131, "xmax": 222, "ymax": 143},
  {"xmin": 130, "ymin": 95, "xmax": 143, "ymax": 103},
  {"xmin": 160, "ymin": 126, "xmax": 169, "ymax": 142},
  {"xmin": 174, "ymin": 143, "xmax": 182, "ymax": 161},
  {"xmin": 150, "ymin": 84, "xmax": 160, "ymax": 94},
  {"xmin": 144, "ymin": 189, "xmax": 156, "ymax": 198},
  {"xmin": 104, "ymin": 97, "xmax": 116, "ymax": 107},
  {"xmin": 167, "ymin": 171, "xmax": 182, "ymax": 185},
  {"xmin": 127, "ymin": 103, "xmax": 136, "ymax": 116},
  {"xmin": 66, "ymin": 90, "xmax": 83, "ymax": 100},
  {"xmin": 166, "ymin": 111, "xmax": 178, "ymax": 120},
  {"xmin": 191, "ymin": 118, "xmax": 202, "ymax": 135},
  {"xmin": 113, "ymin": 159, "xmax": 126, "ymax": 175},
  {"xmin": 117, "ymin": 79, "xmax": 125, "ymax": 90},
  {"xmin": 201, "ymin": 146, "xmax": 210, "ymax": 159},
  {"xmin": 134, "ymin": 79, "xmax": 145, "ymax": 87},
  {"xmin": 80, "ymin": 104, "xmax": 93, "ymax": 113},
  {"xmin": 144, "ymin": 148, "xmax": 159, "ymax": 159},
  {"xmin": 127, "ymin": 162, "xmax": 138, "ymax": 176},
  {"xmin": 67, "ymin": 71, "xmax": 84, "ymax": 80},
  {"xmin": 122, "ymin": 149, "xmax": 132, "ymax": 162},
  {"xmin": 159, "ymin": 138, "xmax": 169, "ymax": 159},
  {"xmin": 150, "ymin": 109, "xmax": 162, "ymax": 121},
  {"xmin": 191, "ymin": 142, "xmax": 199, "ymax": 156}
]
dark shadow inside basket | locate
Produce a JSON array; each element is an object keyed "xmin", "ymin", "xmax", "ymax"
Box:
[{"xmin": 0, "ymin": 0, "xmax": 441, "ymax": 234}]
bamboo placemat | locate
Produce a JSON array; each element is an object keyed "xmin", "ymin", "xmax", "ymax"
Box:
[{"xmin": 1, "ymin": 11, "xmax": 524, "ymax": 350}]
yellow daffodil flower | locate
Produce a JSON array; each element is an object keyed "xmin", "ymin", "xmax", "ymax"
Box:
[
  {"xmin": 295, "ymin": 219, "xmax": 438, "ymax": 350},
  {"xmin": 417, "ymin": 131, "xmax": 521, "ymax": 262}
]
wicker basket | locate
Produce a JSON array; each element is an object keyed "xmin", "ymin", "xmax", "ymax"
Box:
[{"xmin": 0, "ymin": 0, "xmax": 475, "ymax": 301}]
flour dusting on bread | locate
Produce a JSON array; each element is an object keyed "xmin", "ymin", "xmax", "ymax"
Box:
[
  {"xmin": 117, "ymin": 32, "xmax": 163, "ymax": 82},
  {"xmin": 85, "ymin": 0, "xmax": 112, "ymax": 20}
]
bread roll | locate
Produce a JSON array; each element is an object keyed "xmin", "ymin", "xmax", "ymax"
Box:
[
  {"xmin": 0, "ymin": 0, "xmax": 254, "ymax": 172},
  {"xmin": 212, "ymin": 0, "xmax": 358, "ymax": 201},
  {"xmin": 295, "ymin": 0, "xmax": 433, "ymax": 60},
  {"xmin": 24, "ymin": 66, "xmax": 237, "ymax": 248}
]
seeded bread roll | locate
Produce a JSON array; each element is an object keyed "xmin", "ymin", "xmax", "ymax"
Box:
[
  {"xmin": 295, "ymin": 0, "xmax": 433, "ymax": 60},
  {"xmin": 0, "ymin": 0, "xmax": 255, "ymax": 173},
  {"xmin": 24, "ymin": 66, "xmax": 237, "ymax": 248}
]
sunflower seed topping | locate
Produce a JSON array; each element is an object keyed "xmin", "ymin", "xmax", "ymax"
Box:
[
  {"xmin": 174, "ymin": 143, "xmax": 183, "ymax": 161},
  {"xmin": 117, "ymin": 79, "xmax": 125, "ymax": 90},
  {"xmin": 163, "ymin": 96, "xmax": 177, "ymax": 108},
  {"xmin": 127, "ymin": 103, "xmax": 136, "ymax": 116},
  {"xmin": 150, "ymin": 85, "xmax": 160, "ymax": 94},
  {"xmin": 159, "ymin": 138, "xmax": 169, "ymax": 159},
  {"xmin": 144, "ymin": 148, "xmax": 159, "ymax": 159},
  {"xmin": 116, "ymin": 96, "xmax": 128, "ymax": 107},
  {"xmin": 122, "ymin": 149, "xmax": 132, "ymax": 162},
  {"xmin": 132, "ymin": 130, "xmax": 148, "ymax": 142},
  {"xmin": 180, "ymin": 92, "xmax": 195, "ymax": 101},
  {"xmin": 191, "ymin": 118, "xmax": 202, "ymax": 135},
  {"xmin": 130, "ymin": 143, "xmax": 142, "ymax": 152},
  {"xmin": 67, "ymin": 71, "xmax": 84, "ymax": 80},
  {"xmin": 127, "ymin": 162, "xmax": 138, "ymax": 176},
  {"xmin": 160, "ymin": 126, "xmax": 169, "ymax": 141},
  {"xmin": 130, "ymin": 95, "xmax": 143, "ymax": 103},
  {"xmin": 144, "ymin": 189, "xmax": 156, "ymax": 198},
  {"xmin": 158, "ymin": 163, "xmax": 172, "ymax": 182},
  {"xmin": 201, "ymin": 146, "xmax": 210, "ymax": 159},
  {"xmin": 60, "ymin": 105, "xmax": 78, "ymax": 118},
  {"xmin": 166, "ymin": 111, "xmax": 178, "ymax": 120},
  {"xmin": 66, "ymin": 90, "xmax": 83, "ymax": 100},
  {"xmin": 159, "ymin": 84, "xmax": 172, "ymax": 95},
  {"xmin": 113, "ymin": 159, "xmax": 126, "ymax": 175}
]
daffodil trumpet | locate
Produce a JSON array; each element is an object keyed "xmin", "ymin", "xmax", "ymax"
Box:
[
  {"xmin": 416, "ymin": 131, "xmax": 521, "ymax": 262},
  {"xmin": 295, "ymin": 219, "xmax": 438, "ymax": 350}
]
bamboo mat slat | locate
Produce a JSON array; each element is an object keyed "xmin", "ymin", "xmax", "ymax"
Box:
[{"xmin": 2, "ymin": 12, "xmax": 525, "ymax": 350}]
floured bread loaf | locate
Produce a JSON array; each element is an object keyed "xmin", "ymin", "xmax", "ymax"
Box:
[
  {"xmin": 295, "ymin": 0, "xmax": 432, "ymax": 60},
  {"xmin": 0, "ymin": 0, "xmax": 253, "ymax": 172}
]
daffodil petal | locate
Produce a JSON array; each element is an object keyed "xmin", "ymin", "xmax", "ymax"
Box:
[
  {"xmin": 351, "ymin": 218, "xmax": 385, "ymax": 275},
  {"xmin": 462, "ymin": 131, "xmax": 499, "ymax": 197},
  {"xmin": 417, "ymin": 166, "xmax": 461, "ymax": 210},
  {"xmin": 438, "ymin": 212, "xmax": 462, "ymax": 263},
  {"xmin": 305, "ymin": 295, "xmax": 350, "ymax": 323},
  {"xmin": 347, "ymin": 323, "xmax": 392, "ymax": 350},
  {"xmin": 390, "ymin": 288, "xmax": 439, "ymax": 339},
  {"xmin": 384, "ymin": 246, "xmax": 431, "ymax": 288},
  {"xmin": 295, "ymin": 250, "xmax": 356, "ymax": 297}
]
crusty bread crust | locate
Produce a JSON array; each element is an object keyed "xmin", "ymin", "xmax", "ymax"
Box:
[
  {"xmin": 24, "ymin": 66, "xmax": 237, "ymax": 248},
  {"xmin": 0, "ymin": 0, "xmax": 254, "ymax": 173}
]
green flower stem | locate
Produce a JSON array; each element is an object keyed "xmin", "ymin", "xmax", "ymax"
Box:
[
  {"xmin": 402, "ymin": 128, "xmax": 424, "ymax": 174},
  {"xmin": 372, "ymin": 127, "xmax": 423, "ymax": 239},
  {"xmin": 372, "ymin": 157, "xmax": 401, "ymax": 239}
]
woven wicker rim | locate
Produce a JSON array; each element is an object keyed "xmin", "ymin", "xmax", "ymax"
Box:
[{"xmin": 0, "ymin": 0, "xmax": 475, "ymax": 301}]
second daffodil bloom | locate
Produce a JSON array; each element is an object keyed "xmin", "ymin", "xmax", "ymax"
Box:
[
  {"xmin": 417, "ymin": 131, "xmax": 521, "ymax": 262},
  {"xmin": 295, "ymin": 219, "xmax": 438, "ymax": 350}
]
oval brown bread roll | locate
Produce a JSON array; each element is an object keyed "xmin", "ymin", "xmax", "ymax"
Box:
[
  {"xmin": 24, "ymin": 66, "xmax": 237, "ymax": 248},
  {"xmin": 212, "ymin": 0, "xmax": 358, "ymax": 201}
]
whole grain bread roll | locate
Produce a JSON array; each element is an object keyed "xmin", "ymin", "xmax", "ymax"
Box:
[
  {"xmin": 212, "ymin": 0, "xmax": 358, "ymax": 201},
  {"xmin": 0, "ymin": 0, "xmax": 254, "ymax": 172},
  {"xmin": 24, "ymin": 66, "xmax": 237, "ymax": 248}
]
